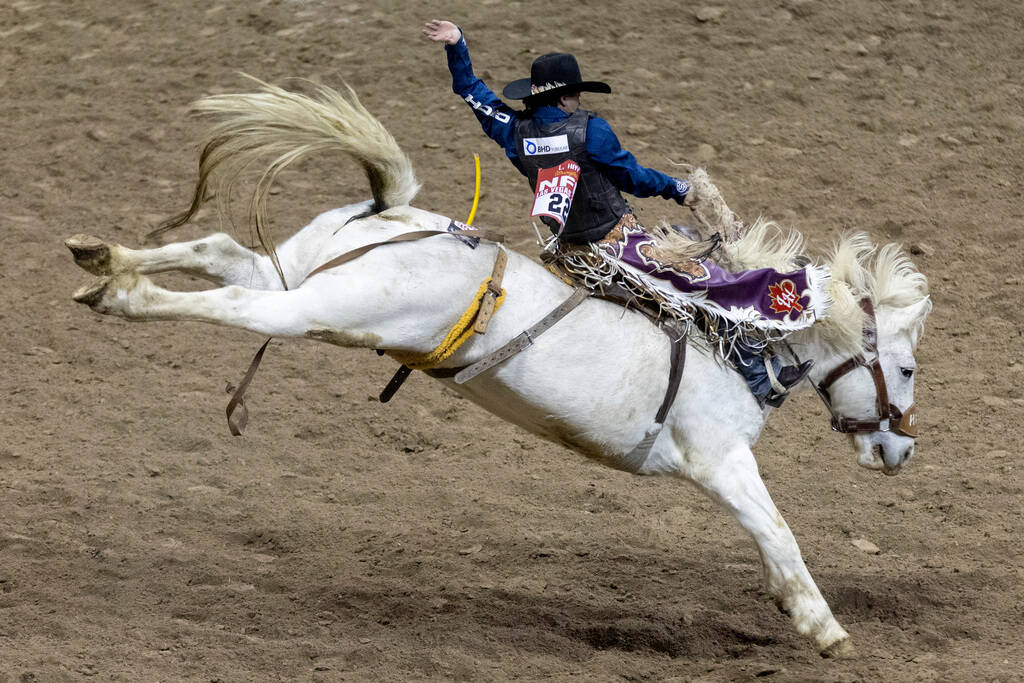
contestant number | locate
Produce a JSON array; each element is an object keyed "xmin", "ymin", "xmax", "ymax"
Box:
[{"xmin": 531, "ymin": 161, "xmax": 581, "ymax": 228}]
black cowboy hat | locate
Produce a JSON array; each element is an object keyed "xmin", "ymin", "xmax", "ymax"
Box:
[{"xmin": 502, "ymin": 53, "xmax": 611, "ymax": 101}]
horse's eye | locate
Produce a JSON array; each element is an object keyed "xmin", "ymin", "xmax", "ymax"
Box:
[{"xmin": 901, "ymin": 367, "xmax": 914, "ymax": 379}]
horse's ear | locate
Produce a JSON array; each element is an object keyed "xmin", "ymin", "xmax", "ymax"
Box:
[{"xmin": 901, "ymin": 296, "xmax": 932, "ymax": 347}]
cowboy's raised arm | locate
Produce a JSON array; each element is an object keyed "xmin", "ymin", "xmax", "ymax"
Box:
[{"xmin": 424, "ymin": 20, "xmax": 517, "ymax": 151}]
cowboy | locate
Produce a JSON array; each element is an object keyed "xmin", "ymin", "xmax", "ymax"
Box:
[
  {"xmin": 424, "ymin": 20, "xmax": 693, "ymax": 244},
  {"xmin": 424, "ymin": 20, "xmax": 812, "ymax": 406}
]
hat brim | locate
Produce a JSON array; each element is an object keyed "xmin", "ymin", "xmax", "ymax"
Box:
[{"xmin": 502, "ymin": 78, "xmax": 612, "ymax": 101}]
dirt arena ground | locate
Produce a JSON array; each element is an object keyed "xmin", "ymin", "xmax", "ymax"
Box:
[{"xmin": 3, "ymin": 0, "xmax": 1023, "ymax": 680}]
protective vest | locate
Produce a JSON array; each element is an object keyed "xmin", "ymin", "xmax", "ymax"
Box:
[{"xmin": 513, "ymin": 109, "xmax": 629, "ymax": 244}]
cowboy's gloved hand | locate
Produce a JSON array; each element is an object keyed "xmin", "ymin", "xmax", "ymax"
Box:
[
  {"xmin": 672, "ymin": 178, "xmax": 699, "ymax": 207},
  {"xmin": 423, "ymin": 19, "xmax": 461, "ymax": 45}
]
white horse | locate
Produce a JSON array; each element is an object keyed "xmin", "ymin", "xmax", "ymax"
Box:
[{"xmin": 65, "ymin": 80, "xmax": 931, "ymax": 655}]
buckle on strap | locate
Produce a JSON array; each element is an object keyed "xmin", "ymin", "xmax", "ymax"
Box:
[
  {"xmin": 453, "ymin": 331, "xmax": 532, "ymax": 384},
  {"xmin": 454, "ymin": 288, "xmax": 590, "ymax": 385},
  {"xmin": 474, "ymin": 245, "xmax": 508, "ymax": 335}
]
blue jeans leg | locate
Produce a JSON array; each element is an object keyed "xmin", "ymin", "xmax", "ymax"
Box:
[{"xmin": 733, "ymin": 344, "xmax": 780, "ymax": 399}]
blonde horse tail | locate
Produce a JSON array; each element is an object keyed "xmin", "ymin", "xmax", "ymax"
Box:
[{"xmin": 150, "ymin": 75, "xmax": 420, "ymax": 283}]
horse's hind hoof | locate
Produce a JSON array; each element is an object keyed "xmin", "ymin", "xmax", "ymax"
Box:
[
  {"xmin": 65, "ymin": 234, "xmax": 112, "ymax": 275},
  {"xmin": 72, "ymin": 277, "xmax": 111, "ymax": 307},
  {"xmin": 820, "ymin": 637, "xmax": 855, "ymax": 659}
]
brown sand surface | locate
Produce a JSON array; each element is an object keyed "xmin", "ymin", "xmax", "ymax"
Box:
[{"xmin": 2, "ymin": 1, "xmax": 1023, "ymax": 680}]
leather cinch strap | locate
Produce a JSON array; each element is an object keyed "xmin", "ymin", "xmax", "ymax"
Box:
[
  {"xmin": 225, "ymin": 337, "xmax": 271, "ymax": 436},
  {"xmin": 378, "ymin": 364, "xmax": 414, "ymax": 403},
  {"xmin": 620, "ymin": 332, "xmax": 687, "ymax": 472},
  {"xmin": 656, "ymin": 334, "xmax": 688, "ymax": 424},
  {"xmin": 453, "ymin": 287, "xmax": 591, "ymax": 384},
  {"xmin": 474, "ymin": 246, "xmax": 507, "ymax": 334}
]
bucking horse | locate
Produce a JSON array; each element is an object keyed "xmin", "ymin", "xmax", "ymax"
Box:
[{"xmin": 66, "ymin": 78, "xmax": 931, "ymax": 655}]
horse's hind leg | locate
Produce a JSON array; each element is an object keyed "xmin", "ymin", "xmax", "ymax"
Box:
[
  {"xmin": 72, "ymin": 272, "xmax": 359, "ymax": 344},
  {"xmin": 683, "ymin": 443, "xmax": 851, "ymax": 656},
  {"xmin": 66, "ymin": 200, "xmax": 375, "ymax": 289},
  {"xmin": 65, "ymin": 232, "xmax": 285, "ymax": 290},
  {"xmin": 65, "ymin": 235, "xmax": 118, "ymax": 275}
]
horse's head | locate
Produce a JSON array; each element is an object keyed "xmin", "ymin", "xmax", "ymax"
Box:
[{"xmin": 808, "ymin": 239, "xmax": 931, "ymax": 475}]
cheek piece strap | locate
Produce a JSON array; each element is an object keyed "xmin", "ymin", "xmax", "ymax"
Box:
[{"xmin": 812, "ymin": 299, "xmax": 918, "ymax": 439}]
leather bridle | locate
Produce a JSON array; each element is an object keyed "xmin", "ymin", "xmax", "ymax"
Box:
[{"xmin": 811, "ymin": 298, "xmax": 918, "ymax": 439}]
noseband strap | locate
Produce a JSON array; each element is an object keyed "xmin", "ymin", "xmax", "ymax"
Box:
[{"xmin": 813, "ymin": 298, "xmax": 918, "ymax": 438}]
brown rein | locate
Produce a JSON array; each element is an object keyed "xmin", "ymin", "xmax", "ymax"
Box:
[{"xmin": 811, "ymin": 299, "xmax": 918, "ymax": 439}]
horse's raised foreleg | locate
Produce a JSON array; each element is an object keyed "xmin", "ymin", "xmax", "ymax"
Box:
[
  {"xmin": 65, "ymin": 233, "xmax": 285, "ymax": 290},
  {"xmin": 684, "ymin": 444, "xmax": 852, "ymax": 656}
]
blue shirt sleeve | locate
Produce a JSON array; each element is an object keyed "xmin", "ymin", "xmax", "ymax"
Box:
[
  {"xmin": 585, "ymin": 117, "xmax": 685, "ymax": 200},
  {"xmin": 444, "ymin": 34, "xmax": 519, "ymax": 161}
]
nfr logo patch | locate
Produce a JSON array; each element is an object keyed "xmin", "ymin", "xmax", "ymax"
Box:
[{"xmin": 531, "ymin": 160, "xmax": 580, "ymax": 227}]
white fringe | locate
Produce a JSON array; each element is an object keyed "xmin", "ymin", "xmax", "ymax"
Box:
[{"xmin": 557, "ymin": 242, "xmax": 828, "ymax": 355}]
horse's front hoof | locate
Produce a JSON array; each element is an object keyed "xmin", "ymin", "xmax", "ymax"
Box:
[
  {"xmin": 820, "ymin": 637, "xmax": 855, "ymax": 659},
  {"xmin": 65, "ymin": 234, "xmax": 112, "ymax": 275},
  {"xmin": 72, "ymin": 277, "xmax": 111, "ymax": 307}
]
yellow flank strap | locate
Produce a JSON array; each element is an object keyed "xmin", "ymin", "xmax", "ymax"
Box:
[{"xmin": 387, "ymin": 278, "xmax": 505, "ymax": 370}]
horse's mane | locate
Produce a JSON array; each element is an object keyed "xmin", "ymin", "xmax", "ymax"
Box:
[
  {"xmin": 825, "ymin": 234, "xmax": 931, "ymax": 350},
  {"xmin": 655, "ymin": 173, "xmax": 931, "ymax": 354},
  {"xmin": 724, "ymin": 226, "xmax": 931, "ymax": 353}
]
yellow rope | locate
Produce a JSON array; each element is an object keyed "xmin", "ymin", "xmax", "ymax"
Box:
[
  {"xmin": 387, "ymin": 278, "xmax": 505, "ymax": 370},
  {"xmin": 466, "ymin": 153, "xmax": 481, "ymax": 225}
]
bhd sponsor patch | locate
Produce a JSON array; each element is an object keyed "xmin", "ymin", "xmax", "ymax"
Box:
[{"xmin": 522, "ymin": 134, "xmax": 570, "ymax": 156}]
